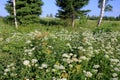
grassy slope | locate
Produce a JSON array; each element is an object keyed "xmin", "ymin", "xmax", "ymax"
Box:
[
  {"xmin": 0, "ymin": 18, "xmax": 120, "ymax": 79},
  {"xmin": 0, "ymin": 17, "xmax": 120, "ymax": 33}
]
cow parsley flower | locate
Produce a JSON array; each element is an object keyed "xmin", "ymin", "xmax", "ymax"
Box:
[
  {"xmin": 112, "ymin": 73, "xmax": 118, "ymax": 77},
  {"xmin": 41, "ymin": 63, "xmax": 48, "ymax": 68},
  {"xmin": 84, "ymin": 71, "xmax": 93, "ymax": 78},
  {"xmin": 4, "ymin": 68, "xmax": 10, "ymax": 72},
  {"xmin": 23, "ymin": 60, "xmax": 30, "ymax": 66},
  {"xmin": 62, "ymin": 53, "xmax": 70, "ymax": 58},
  {"xmin": 93, "ymin": 65, "xmax": 100, "ymax": 69},
  {"xmin": 31, "ymin": 59, "xmax": 38, "ymax": 64}
]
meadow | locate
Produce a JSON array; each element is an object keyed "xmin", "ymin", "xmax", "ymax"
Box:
[{"xmin": 0, "ymin": 18, "xmax": 120, "ymax": 80}]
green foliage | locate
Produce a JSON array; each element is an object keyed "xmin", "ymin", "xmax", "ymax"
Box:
[
  {"xmin": 56, "ymin": 0, "xmax": 90, "ymax": 26},
  {"xmin": 0, "ymin": 18, "xmax": 120, "ymax": 79},
  {"xmin": 40, "ymin": 18, "xmax": 63, "ymax": 26},
  {"xmin": 93, "ymin": 27, "xmax": 112, "ymax": 34},
  {"xmin": 88, "ymin": 15, "xmax": 120, "ymax": 21},
  {"xmin": 79, "ymin": 15, "xmax": 88, "ymax": 26},
  {"xmin": 5, "ymin": 0, "xmax": 43, "ymax": 25},
  {"xmin": 0, "ymin": 29, "xmax": 120, "ymax": 80},
  {"xmin": 98, "ymin": 0, "xmax": 113, "ymax": 12}
]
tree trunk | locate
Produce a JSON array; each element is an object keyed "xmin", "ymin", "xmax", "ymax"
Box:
[
  {"xmin": 72, "ymin": 14, "xmax": 75, "ymax": 28},
  {"xmin": 97, "ymin": 0, "xmax": 106, "ymax": 27},
  {"xmin": 72, "ymin": 19, "xmax": 75, "ymax": 28},
  {"xmin": 13, "ymin": 0, "xmax": 18, "ymax": 28}
]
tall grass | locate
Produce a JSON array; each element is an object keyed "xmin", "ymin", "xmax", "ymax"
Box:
[{"xmin": 0, "ymin": 18, "xmax": 120, "ymax": 79}]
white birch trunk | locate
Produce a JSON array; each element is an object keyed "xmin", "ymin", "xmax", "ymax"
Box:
[
  {"xmin": 97, "ymin": 0, "xmax": 106, "ymax": 27},
  {"xmin": 13, "ymin": 0, "xmax": 18, "ymax": 28}
]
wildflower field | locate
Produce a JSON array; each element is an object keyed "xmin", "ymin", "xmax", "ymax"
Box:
[{"xmin": 0, "ymin": 26, "xmax": 120, "ymax": 80}]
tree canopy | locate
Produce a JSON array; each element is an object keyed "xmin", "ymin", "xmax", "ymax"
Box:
[
  {"xmin": 5, "ymin": 0, "xmax": 43, "ymax": 25},
  {"xmin": 56, "ymin": 0, "xmax": 90, "ymax": 27},
  {"xmin": 98, "ymin": 0, "xmax": 113, "ymax": 12}
]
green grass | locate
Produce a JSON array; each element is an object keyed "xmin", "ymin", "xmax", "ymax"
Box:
[
  {"xmin": 0, "ymin": 17, "xmax": 120, "ymax": 34},
  {"xmin": 0, "ymin": 18, "xmax": 120, "ymax": 79}
]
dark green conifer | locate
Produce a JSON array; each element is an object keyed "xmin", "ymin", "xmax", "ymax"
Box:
[
  {"xmin": 56, "ymin": 0, "xmax": 90, "ymax": 27},
  {"xmin": 5, "ymin": 0, "xmax": 43, "ymax": 25}
]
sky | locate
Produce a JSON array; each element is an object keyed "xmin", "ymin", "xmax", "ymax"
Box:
[{"xmin": 0, "ymin": 0, "xmax": 120, "ymax": 17}]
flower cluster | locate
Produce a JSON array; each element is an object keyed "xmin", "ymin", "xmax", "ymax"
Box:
[{"xmin": 1, "ymin": 30, "xmax": 120, "ymax": 80}]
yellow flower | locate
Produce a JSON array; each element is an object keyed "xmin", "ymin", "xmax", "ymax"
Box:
[
  {"xmin": 42, "ymin": 42, "xmax": 47, "ymax": 46},
  {"xmin": 44, "ymin": 32, "xmax": 49, "ymax": 36},
  {"xmin": 61, "ymin": 72, "xmax": 68, "ymax": 78},
  {"xmin": 75, "ymin": 64, "xmax": 82, "ymax": 73},
  {"xmin": 46, "ymin": 49, "xmax": 52, "ymax": 54}
]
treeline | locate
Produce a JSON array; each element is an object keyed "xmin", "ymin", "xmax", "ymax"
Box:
[
  {"xmin": 88, "ymin": 15, "xmax": 120, "ymax": 21},
  {"xmin": 3, "ymin": 0, "xmax": 118, "ymax": 28}
]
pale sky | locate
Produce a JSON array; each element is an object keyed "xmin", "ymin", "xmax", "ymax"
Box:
[{"xmin": 0, "ymin": 0, "xmax": 120, "ymax": 17}]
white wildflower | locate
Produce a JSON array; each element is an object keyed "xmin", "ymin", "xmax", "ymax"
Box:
[
  {"xmin": 31, "ymin": 59, "xmax": 38, "ymax": 64},
  {"xmin": 117, "ymin": 63, "xmax": 120, "ymax": 67},
  {"xmin": 78, "ymin": 46, "xmax": 83, "ymax": 50},
  {"xmin": 69, "ymin": 64, "xmax": 73, "ymax": 68},
  {"xmin": 59, "ymin": 65, "xmax": 65, "ymax": 70},
  {"xmin": 4, "ymin": 73, "xmax": 7, "ymax": 75},
  {"xmin": 28, "ymin": 52, "xmax": 32, "ymax": 55},
  {"xmin": 110, "ymin": 59, "xmax": 119, "ymax": 63},
  {"xmin": 88, "ymin": 46, "xmax": 93, "ymax": 50},
  {"xmin": 26, "ymin": 40, "xmax": 31, "ymax": 44},
  {"xmin": 4, "ymin": 68, "xmax": 10, "ymax": 72},
  {"xmin": 7, "ymin": 63, "xmax": 14, "ymax": 68},
  {"xmin": 66, "ymin": 43, "xmax": 73, "ymax": 51},
  {"xmin": 7, "ymin": 65, "xmax": 10, "ymax": 68},
  {"xmin": 93, "ymin": 65, "xmax": 100, "ymax": 69},
  {"xmin": 85, "ymin": 71, "xmax": 93, "ymax": 78},
  {"xmin": 0, "ymin": 38, "xmax": 3, "ymax": 41},
  {"xmin": 114, "ymin": 67, "xmax": 120, "ymax": 72},
  {"xmin": 54, "ymin": 64, "xmax": 60, "ymax": 69},
  {"xmin": 82, "ymin": 49, "xmax": 86, "ymax": 52},
  {"xmin": 38, "ymin": 67, "xmax": 43, "ymax": 69},
  {"xmin": 69, "ymin": 53, "xmax": 73, "ymax": 56},
  {"xmin": 35, "ymin": 64, "xmax": 38, "ymax": 67},
  {"xmin": 73, "ymin": 54, "xmax": 77, "ymax": 58},
  {"xmin": 54, "ymin": 64, "xmax": 65, "ymax": 70},
  {"xmin": 11, "ymin": 73, "xmax": 17, "ymax": 76},
  {"xmin": 58, "ymin": 78, "xmax": 67, "ymax": 80},
  {"xmin": 46, "ymin": 69, "xmax": 49, "ymax": 72},
  {"xmin": 41, "ymin": 63, "xmax": 48, "ymax": 68},
  {"xmin": 104, "ymin": 55, "xmax": 109, "ymax": 58},
  {"xmin": 25, "ymin": 78, "xmax": 30, "ymax": 80},
  {"xmin": 72, "ymin": 57, "xmax": 79, "ymax": 62},
  {"xmin": 52, "ymin": 69, "xmax": 56, "ymax": 72},
  {"xmin": 62, "ymin": 53, "xmax": 70, "ymax": 58},
  {"xmin": 80, "ymin": 56, "xmax": 87, "ymax": 60},
  {"xmin": 112, "ymin": 73, "xmax": 118, "ymax": 77},
  {"xmin": 12, "ymin": 67, "xmax": 15, "ymax": 70},
  {"xmin": 23, "ymin": 60, "xmax": 30, "ymax": 66},
  {"xmin": 111, "ymin": 77, "xmax": 118, "ymax": 80},
  {"xmin": 66, "ymin": 59, "xmax": 73, "ymax": 64},
  {"xmin": 92, "ymin": 69, "xmax": 98, "ymax": 74},
  {"xmin": 24, "ymin": 49, "xmax": 32, "ymax": 53},
  {"xmin": 78, "ymin": 59, "xmax": 82, "ymax": 63},
  {"xmin": 10, "ymin": 63, "xmax": 14, "ymax": 67}
]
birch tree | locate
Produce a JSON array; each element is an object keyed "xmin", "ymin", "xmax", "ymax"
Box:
[
  {"xmin": 97, "ymin": 0, "xmax": 113, "ymax": 27},
  {"xmin": 97, "ymin": 0, "xmax": 106, "ymax": 27},
  {"xmin": 13, "ymin": 0, "xmax": 18, "ymax": 28}
]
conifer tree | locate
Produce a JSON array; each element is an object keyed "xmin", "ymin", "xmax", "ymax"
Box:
[
  {"xmin": 5, "ymin": 0, "xmax": 43, "ymax": 25},
  {"xmin": 56, "ymin": 0, "xmax": 90, "ymax": 27}
]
